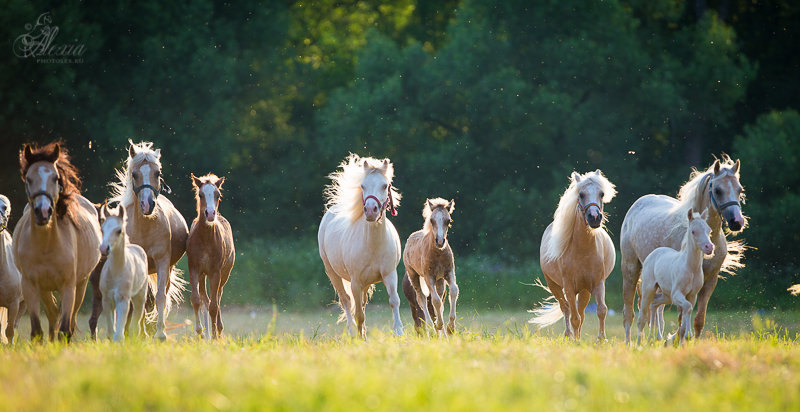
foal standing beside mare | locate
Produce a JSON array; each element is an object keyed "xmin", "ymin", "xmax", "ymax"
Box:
[
  {"xmin": 99, "ymin": 204, "xmax": 150, "ymax": 342},
  {"xmin": 620, "ymin": 156, "xmax": 747, "ymax": 345},
  {"xmin": 637, "ymin": 209, "xmax": 714, "ymax": 346},
  {"xmin": 110, "ymin": 141, "xmax": 188, "ymax": 340},
  {"xmin": 187, "ymin": 173, "xmax": 235, "ymax": 339},
  {"xmin": 13, "ymin": 142, "xmax": 101, "ymax": 341},
  {"xmin": 0, "ymin": 195, "xmax": 23, "ymax": 343},
  {"xmin": 402, "ymin": 198, "xmax": 458, "ymax": 335},
  {"xmin": 530, "ymin": 170, "xmax": 617, "ymax": 340}
]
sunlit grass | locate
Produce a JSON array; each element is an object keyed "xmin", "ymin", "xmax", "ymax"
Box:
[{"xmin": 1, "ymin": 308, "xmax": 798, "ymax": 411}]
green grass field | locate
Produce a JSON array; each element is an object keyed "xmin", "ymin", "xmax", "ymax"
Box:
[{"xmin": 1, "ymin": 306, "xmax": 798, "ymax": 411}]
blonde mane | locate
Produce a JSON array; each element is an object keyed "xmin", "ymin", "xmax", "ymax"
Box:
[
  {"xmin": 422, "ymin": 198, "xmax": 451, "ymax": 233},
  {"xmin": 323, "ymin": 153, "xmax": 401, "ymax": 223},
  {"xmin": 542, "ymin": 170, "xmax": 616, "ymax": 263},
  {"xmin": 110, "ymin": 140, "xmax": 163, "ymax": 207}
]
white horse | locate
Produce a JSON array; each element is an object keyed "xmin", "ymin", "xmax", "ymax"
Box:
[
  {"xmin": 99, "ymin": 204, "xmax": 150, "ymax": 342},
  {"xmin": 621, "ymin": 156, "xmax": 747, "ymax": 345},
  {"xmin": 318, "ymin": 154, "xmax": 404, "ymax": 338},
  {"xmin": 0, "ymin": 195, "xmax": 23, "ymax": 343},
  {"xmin": 530, "ymin": 170, "xmax": 617, "ymax": 340},
  {"xmin": 637, "ymin": 209, "xmax": 714, "ymax": 346}
]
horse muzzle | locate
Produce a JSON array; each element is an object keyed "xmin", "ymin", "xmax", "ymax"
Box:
[
  {"xmin": 33, "ymin": 204, "xmax": 53, "ymax": 226},
  {"xmin": 99, "ymin": 244, "xmax": 109, "ymax": 256},
  {"xmin": 702, "ymin": 243, "xmax": 714, "ymax": 255},
  {"xmin": 204, "ymin": 209, "xmax": 217, "ymax": 222},
  {"xmin": 722, "ymin": 207, "xmax": 746, "ymax": 232},
  {"xmin": 140, "ymin": 198, "xmax": 156, "ymax": 216},
  {"xmin": 363, "ymin": 203, "xmax": 380, "ymax": 222},
  {"xmin": 586, "ymin": 209, "xmax": 603, "ymax": 229}
]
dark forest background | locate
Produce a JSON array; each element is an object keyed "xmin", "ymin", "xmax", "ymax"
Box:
[{"xmin": 1, "ymin": 0, "xmax": 798, "ymax": 311}]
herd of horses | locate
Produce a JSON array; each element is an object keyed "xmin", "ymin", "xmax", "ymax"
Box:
[{"xmin": 0, "ymin": 141, "xmax": 747, "ymax": 346}]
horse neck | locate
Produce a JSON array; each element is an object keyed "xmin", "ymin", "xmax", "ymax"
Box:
[
  {"xmin": 569, "ymin": 207, "xmax": 596, "ymax": 246},
  {"xmin": 691, "ymin": 177, "xmax": 724, "ymax": 237},
  {"xmin": 680, "ymin": 230, "xmax": 704, "ymax": 273},
  {"xmin": 421, "ymin": 228, "xmax": 447, "ymax": 256},
  {"xmin": 28, "ymin": 213, "xmax": 63, "ymax": 245},
  {"xmin": 107, "ymin": 235, "xmax": 128, "ymax": 269},
  {"xmin": 359, "ymin": 215, "xmax": 390, "ymax": 244}
]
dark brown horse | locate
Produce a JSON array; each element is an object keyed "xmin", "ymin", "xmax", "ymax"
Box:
[{"xmin": 187, "ymin": 173, "xmax": 235, "ymax": 339}]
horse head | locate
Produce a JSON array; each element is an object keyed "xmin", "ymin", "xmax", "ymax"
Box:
[
  {"xmin": 425, "ymin": 198, "xmax": 454, "ymax": 248},
  {"xmin": 361, "ymin": 159, "xmax": 394, "ymax": 222},
  {"xmin": 708, "ymin": 158, "xmax": 746, "ymax": 232},
  {"xmin": 128, "ymin": 142, "xmax": 164, "ymax": 216},
  {"xmin": 22, "ymin": 143, "xmax": 62, "ymax": 226},
  {"xmin": 99, "ymin": 203, "xmax": 126, "ymax": 256},
  {"xmin": 688, "ymin": 208, "xmax": 714, "ymax": 255},
  {"xmin": 192, "ymin": 173, "xmax": 225, "ymax": 223},
  {"xmin": 574, "ymin": 169, "xmax": 616, "ymax": 229}
]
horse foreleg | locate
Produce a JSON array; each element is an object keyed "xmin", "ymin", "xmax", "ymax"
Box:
[
  {"xmin": 131, "ymin": 287, "xmax": 147, "ymax": 339},
  {"xmin": 383, "ymin": 270, "xmax": 403, "ymax": 336},
  {"xmin": 58, "ymin": 282, "xmax": 77, "ymax": 342},
  {"xmin": 215, "ymin": 266, "xmax": 231, "ymax": 338},
  {"xmin": 591, "ymin": 282, "xmax": 608, "ymax": 342},
  {"xmin": 4, "ymin": 299, "xmax": 20, "ymax": 344},
  {"xmin": 693, "ymin": 274, "xmax": 719, "ymax": 339},
  {"xmin": 209, "ymin": 272, "xmax": 222, "ymax": 339},
  {"xmin": 576, "ymin": 290, "xmax": 591, "ymax": 339},
  {"xmin": 434, "ymin": 277, "xmax": 447, "ymax": 336},
  {"xmin": 673, "ymin": 293, "xmax": 694, "ymax": 346},
  {"xmin": 22, "ymin": 281, "xmax": 42, "ymax": 341},
  {"xmin": 189, "ymin": 261, "xmax": 208, "ymax": 339},
  {"xmin": 41, "ymin": 291, "xmax": 59, "ymax": 341},
  {"xmin": 71, "ymin": 276, "xmax": 90, "ymax": 336},
  {"xmin": 350, "ymin": 280, "xmax": 367, "ymax": 339},
  {"xmin": 103, "ymin": 290, "xmax": 115, "ymax": 341},
  {"xmin": 114, "ymin": 295, "xmax": 130, "ymax": 343},
  {"xmin": 89, "ymin": 259, "xmax": 104, "ymax": 341},
  {"xmin": 409, "ymin": 272, "xmax": 434, "ymax": 331},
  {"xmin": 621, "ymin": 255, "xmax": 641, "ymax": 345},
  {"xmin": 565, "ymin": 288, "xmax": 580, "ymax": 340},
  {"xmin": 446, "ymin": 271, "xmax": 459, "ymax": 335},
  {"xmin": 154, "ymin": 262, "xmax": 170, "ymax": 341},
  {"xmin": 427, "ymin": 277, "xmax": 444, "ymax": 332}
]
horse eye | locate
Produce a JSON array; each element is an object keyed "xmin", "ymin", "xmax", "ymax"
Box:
[
  {"xmin": 382, "ymin": 184, "xmax": 387, "ymax": 190},
  {"xmin": 155, "ymin": 171, "xmax": 161, "ymax": 177},
  {"xmin": 579, "ymin": 193, "xmax": 586, "ymax": 199},
  {"xmin": 600, "ymin": 192, "xmax": 604, "ymax": 198},
  {"xmin": 715, "ymin": 188, "xmax": 722, "ymax": 196},
  {"xmin": 132, "ymin": 172, "xmax": 139, "ymax": 179},
  {"xmin": 692, "ymin": 230, "xmax": 697, "ymax": 235}
]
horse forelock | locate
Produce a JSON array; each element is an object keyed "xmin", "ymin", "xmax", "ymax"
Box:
[{"xmin": 323, "ymin": 153, "xmax": 401, "ymax": 222}]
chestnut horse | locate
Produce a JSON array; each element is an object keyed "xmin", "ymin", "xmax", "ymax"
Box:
[
  {"xmin": 110, "ymin": 141, "xmax": 188, "ymax": 340},
  {"xmin": 0, "ymin": 195, "xmax": 23, "ymax": 343},
  {"xmin": 318, "ymin": 154, "xmax": 404, "ymax": 338},
  {"xmin": 187, "ymin": 173, "xmax": 235, "ymax": 339},
  {"xmin": 402, "ymin": 198, "xmax": 458, "ymax": 335},
  {"xmin": 620, "ymin": 156, "xmax": 747, "ymax": 345},
  {"xmin": 13, "ymin": 142, "xmax": 101, "ymax": 341},
  {"xmin": 530, "ymin": 170, "xmax": 617, "ymax": 341}
]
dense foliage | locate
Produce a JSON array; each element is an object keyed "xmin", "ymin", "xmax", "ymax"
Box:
[{"xmin": 1, "ymin": 0, "xmax": 797, "ymax": 308}]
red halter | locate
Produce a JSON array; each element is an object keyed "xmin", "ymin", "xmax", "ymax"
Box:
[{"xmin": 362, "ymin": 184, "xmax": 398, "ymax": 218}]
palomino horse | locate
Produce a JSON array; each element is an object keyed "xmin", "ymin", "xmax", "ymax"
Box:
[
  {"xmin": 110, "ymin": 141, "xmax": 188, "ymax": 340},
  {"xmin": 187, "ymin": 173, "xmax": 235, "ymax": 339},
  {"xmin": 402, "ymin": 198, "xmax": 458, "ymax": 335},
  {"xmin": 0, "ymin": 195, "xmax": 23, "ymax": 343},
  {"xmin": 637, "ymin": 209, "xmax": 714, "ymax": 346},
  {"xmin": 13, "ymin": 142, "xmax": 101, "ymax": 341},
  {"xmin": 318, "ymin": 154, "xmax": 404, "ymax": 338},
  {"xmin": 99, "ymin": 204, "xmax": 150, "ymax": 342},
  {"xmin": 621, "ymin": 156, "xmax": 747, "ymax": 345},
  {"xmin": 530, "ymin": 170, "xmax": 617, "ymax": 340}
]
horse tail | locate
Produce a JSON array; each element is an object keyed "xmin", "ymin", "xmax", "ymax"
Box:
[
  {"xmin": 719, "ymin": 239, "xmax": 746, "ymax": 278},
  {"xmin": 528, "ymin": 278, "xmax": 564, "ymax": 328},
  {"xmin": 165, "ymin": 267, "xmax": 188, "ymax": 316},
  {"xmin": 144, "ymin": 274, "xmax": 158, "ymax": 322},
  {"xmin": 0, "ymin": 307, "xmax": 7, "ymax": 343}
]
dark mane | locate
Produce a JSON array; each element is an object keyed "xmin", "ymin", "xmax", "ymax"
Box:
[{"xmin": 19, "ymin": 141, "xmax": 83, "ymax": 223}]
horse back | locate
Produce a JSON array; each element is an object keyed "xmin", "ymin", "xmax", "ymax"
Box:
[{"xmin": 621, "ymin": 194, "xmax": 685, "ymax": 264}]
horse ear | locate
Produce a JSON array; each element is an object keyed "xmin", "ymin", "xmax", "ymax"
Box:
[
  {"xmin": 713, "ymin": 159, "xmax": 721, "ymax": 175},
  {"xmin": 101, "ymin": 203, "xmax": 110, "ymax": 219},
  {"xmin": 732, "ymin": 159, "xmax": 740, "ymax": 174},
  {"xmin": 215, "ymin": 176, "xmax": 225, "ymax": 188},
  {"xmin": 154, "ymin": 148, "xmax": 161, "ymax": 158},
  {"xmin": 22, "ymin": 144, "xmax": 33, "ymax": 163},
  {"xmin": 571, "ymin": 172, "xmax": 581, "ymax": 183},
  {"xmin": 687, "ymin": 209, "xmax": 694, "ymax": 221},
  {"xmin": 52, "ymin": 143, "xmax": 61, "ymax": 161},
  {"xmin": 381, "ymin": 159, "xmax": 389, "ymax": 172},
  {"xmin": 427, "ymin": 199, "xmax": 434, "ymax": 211},
  {"xmin": 363, "ymin": 160, "xmax": 370, "ymax": 170},
  {"xmin": 118, "ymin": 205, "xmax": 126, "ymax": 220},
  {"xmin": 448, "ymin": 199, "xmax": 455, "ymax": 214},
  {"xmin": 128, "ymin": 142, "xmax": 137, "ymax": 158},
  {"xmin": 700, "ymin": 207, "xmax": 709, "ymax": 221},
  {"xmin": 190, "ymin": 173, "xmax": 201, "ymax": 188}
]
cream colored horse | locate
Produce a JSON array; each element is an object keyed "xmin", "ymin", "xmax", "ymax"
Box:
[
  {"xmin": 637, "ymin": 209, "xmax": 714, "ymax": 346},
  {"xmin": 318, "ymin": 154, "xmax": 404, "ymax": 338},
  {"xmin": 0, "ymin": 195, "xmax": 23, "ymax": 343},
  {"xmin": 110, "ymin": 141, "xmax": 188, "ymax": 340},
  {"xmin": 621, "ymin": 156, "xmax": 747, "ymax": 345},
  {"xmin": 402, "ymin": 198, "xmax": 458, "ymax": 335},
  {"xmin": 530, "ymin": 170, "xmax": 616, "ymax": 340},
  {"xmin": 13, "ymin": 142, "xmax": 101, "ymax": 341},
  {"xmin": 99, "ymin": 205, "xmax": 150, "ymax": 342}
]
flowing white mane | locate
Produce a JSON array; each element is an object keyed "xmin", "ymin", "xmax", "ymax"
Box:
[
  {"xmin": 677, "ymin": 154, "xmax": 739, "ymax": 212},
  {"xmin": 323, "ymin": 153, "xmax": 401, "ymax": 223},
  {"xmin": 542, "ymin": 170, "xmax": 616, "ymax": 263},
  {"xmin": 110, "ymin": 140, "xmax": 162, "ymax": 207}
]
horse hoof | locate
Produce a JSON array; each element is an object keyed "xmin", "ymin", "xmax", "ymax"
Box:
[{"xmin": 154, "ymin": 332, "xmax": 167, "ymax": 341}]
